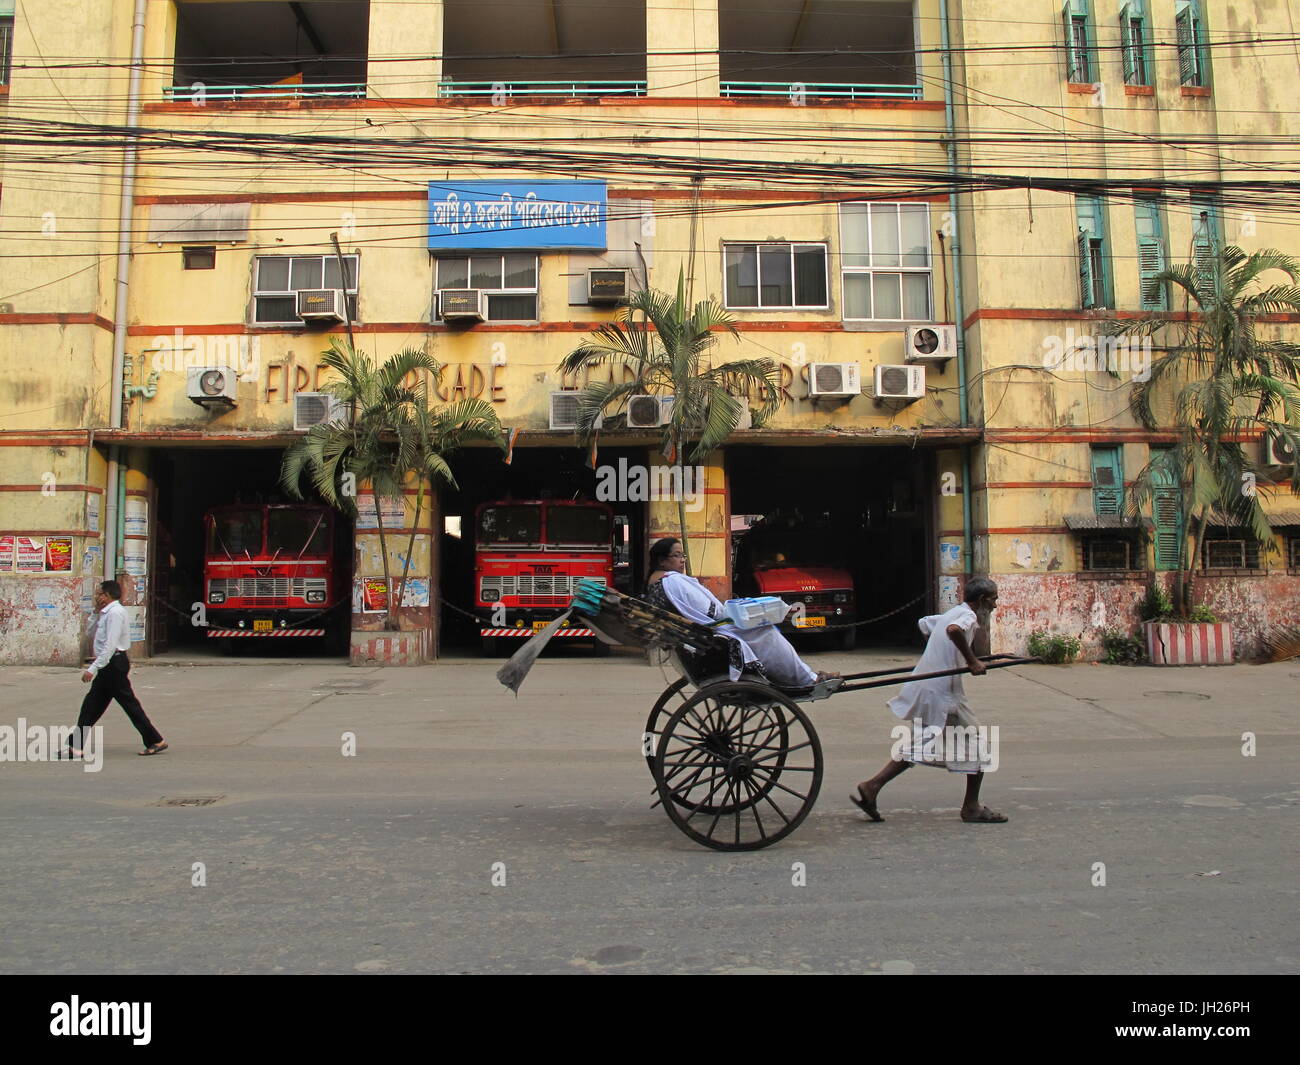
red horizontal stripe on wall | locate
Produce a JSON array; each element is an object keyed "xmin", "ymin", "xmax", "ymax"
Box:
[{"xmin": 0, "ymin": 312, "xmax": 114, "ymax": 331}]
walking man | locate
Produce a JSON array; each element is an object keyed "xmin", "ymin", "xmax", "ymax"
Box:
[
  {"xmin": 852, "ymin": 577, "xmax": 1005, "ymax": 824},
  {"xmin": 70, "ymin": 580, "xmax": 168, "ymax": 757}
]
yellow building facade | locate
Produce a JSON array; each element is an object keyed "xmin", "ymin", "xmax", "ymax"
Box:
[{"xmin": 1, "ymin": 0, "xmax": 1296, "ymax": 664}]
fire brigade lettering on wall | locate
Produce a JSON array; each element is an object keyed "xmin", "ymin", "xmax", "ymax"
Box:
[{"xmin": 263, "ymin": 363, "xmax": 506, "ymax": 404}]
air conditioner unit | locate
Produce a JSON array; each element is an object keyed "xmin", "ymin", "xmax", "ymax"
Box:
[
  {"xmin": 628, "ymin": 394, "xmax": 675, "ymax": 429},
  {"xmin": 296, "ymin": 288, "xmax": 345, "ymax": 321},
  {"xmin": 905, "ymin": 324, "xmax": 957, "ymax": 363},
  {"xmin": 588, "ymin": 268, "xmax": 630, "ymax": 305},
  {"xmin": 874, "ymin": 364, "xmax": 926, "ymax": 401},
  {"xmin": 293, "ymin": 392, "xmax": 349, "ymax": 431},
  {"xmin": 1265, "ymin": 433, "xmax": 1297, "ymax": 466},
  {"xmin": 808, "ymin": 363, "xmax": 862, "ymax": 397},
  {"xmin": 186, "ymin": 366, "xmax": 237, "ymax": 408},
  {"xmin": 549, "ymin": 391, "xmax": 603, "ymax": 431},
  {"xmin": 439, "ymin": 289, "xmax": 485, "ymax": 322}
]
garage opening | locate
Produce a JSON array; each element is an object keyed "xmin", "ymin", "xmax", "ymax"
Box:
[
  {"xmin": 727, "ymin": 445, "xmax": 933, "ymax": 649},
  {"xmin": 151, "ymin": 447, "xmax": 352, "ymax": 659},
  {"xmin": 438, "ymin": 444, "xmax": 647, "ymax": 655}
]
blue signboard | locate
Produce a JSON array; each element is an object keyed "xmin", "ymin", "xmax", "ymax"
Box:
[{"xmin": 427, "ymin": 180, "xmax": 607, "ymax": 252}]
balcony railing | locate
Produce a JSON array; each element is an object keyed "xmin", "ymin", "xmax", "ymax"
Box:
[
  {"xmin": 721, "ymin": 81, "xmax": 923, "ymax": 101},
  {"xmin": 438, "ymin": 79, "xmax": 648, "ymax": 100},
  {"xmin": 164, "ymin": 82, "xmax": 367, "ymax": 103}
]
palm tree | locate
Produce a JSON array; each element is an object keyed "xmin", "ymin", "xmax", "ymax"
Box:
[
  {"xmin": 559, "ymin": 273, "xmax": 781, "ymax": 572},
  {"xmin": 280, "ymin": 338, "xmax": 503, "ymax": 630},
  {"xmin": 1104, "ymin": 246, "xmax": 1300, "ymax": 615}
]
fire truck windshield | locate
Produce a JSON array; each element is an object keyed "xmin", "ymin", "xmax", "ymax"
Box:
[
  {"xmin": 479, "ymin": 505, "xmax": 541, "ymax": 544},
  {"xmin": 268, "ymin": 509, "xmax": 330, "ymax": 557},
  {"xmin": 547, "ymin": 506, "xmax": 610, "ymax": 546},
  {"xmin": 208, "ymin": 509, "xmax": 263, "ymax": 558}
]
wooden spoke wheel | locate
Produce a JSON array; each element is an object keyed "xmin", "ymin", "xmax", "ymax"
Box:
[
  {"xmin": 652, "ymin": 682, "xmax": 823, "ymax": 851},
  {"xmin": 643, "ymin": 678, "xmax": 691, "ymax": 775}
]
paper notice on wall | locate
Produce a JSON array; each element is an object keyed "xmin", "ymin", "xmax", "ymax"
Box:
[
  {"xmin": 123, "ymin": 539, "xmax": 148, "ymax": 578},
  {"xmin": 44, "ymin": 537, "xmax": 73, "ymax": 573},
  {"xmin": 355, "ymin": 494, "xmax": 406, "ymax": 530},
  {"xmin": 82, "ymin": 542, "xmax": 103, "ymax": 576},
  {"xmin": 939, "ymin": 541, "xmax": 962, "ymax": 573},
  {"xmin": 124, "ymin": 497, "xmax": 148, "ymax": 537},
  {"xmin": 0, "ymin": 535, "xmax": 14, "ymax": 571},
  {"xmin": 126, "ymin": 605, "xmax": 146, "ymax": 645},
  {"xmin": 399, "ymin": 577, "xmax": 430, "ymax": 607},
  {"xmin": 16, "ymin": 537, "xmax": 45, "ymax": 572},
  {"xmin": 86, "ymin": 493, "xmax": 100, "ymax": 534},
  {"xmin": 361, "ymin": 577, "xmax": 389, "ymax": 613},
  {"xmin": 938, "ymin": 575, "xmax": 961, "ymax": 611}
]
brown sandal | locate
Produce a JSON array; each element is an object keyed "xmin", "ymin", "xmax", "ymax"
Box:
[{"xmin": 138, "ymin": 742, "xmax": 169, "ymax": 756}]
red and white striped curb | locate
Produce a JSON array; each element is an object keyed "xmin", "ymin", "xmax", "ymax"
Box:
[
  {"xmin": 1145, "ymin": 622, "xmax": 1234, "ymax": 665},
  {"xmin": 206, "ymin": 629, "xmax": 326, "ymax": 638},
  {"xmin": 479, "ymin": 628, "xmax": 595, "ymax": 637}
]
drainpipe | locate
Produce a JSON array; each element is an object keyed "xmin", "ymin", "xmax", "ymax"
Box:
[
  {"xmin": 104, "ymin": 0, "xmax": 148, "ymax": 580},
  {"xmin": 939, "ymin": 0, "xmax": 973, "ymax": 578}
]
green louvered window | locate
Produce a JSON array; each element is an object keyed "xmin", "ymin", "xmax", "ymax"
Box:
[
  {"xmin": 1062, "ymin": 0, "xmax": 1093, "ymax": 83},
  {"xmin": 1091, "ymin": 446, "xmax": 1123, "ymax": 516},
  {"xmin": 1150, "ymin": 449, "xmax": 1184, "ymax": 571},
  {"xmin": 1189, "ymin": 193, "xmax": 1223, "ymax": 297},
  {"xmin": 1135, "ymin": 198, "xmax": 1167, "ymax": 311},
  {"xmin": 1076, "ymin": 195, "xmax": 1111, "ymax": 309},
  {"xmin": 1119, "ymin": 2, "xmax": 1153, "ymax": 86},
  {"xmin": 1175, "ymin": 1, "xmax": 1209, "ymax": 87}
]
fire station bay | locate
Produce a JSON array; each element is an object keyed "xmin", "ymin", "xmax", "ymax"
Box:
[{"xmin": 2, "ymin": 1, "xmax": 1298, "ymax": 666}]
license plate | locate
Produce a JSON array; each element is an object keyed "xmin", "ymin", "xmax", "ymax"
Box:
[
  {"xmin": 532, "ymin": 620, "xmax": 550, "ymax": 631},
  {"xmin": 794, "ymin": 616, "xmax": 826, "ymax": 628},
  {"xmin": 253, "ymin": 619, "xmax": 273, "ymax": 632}
]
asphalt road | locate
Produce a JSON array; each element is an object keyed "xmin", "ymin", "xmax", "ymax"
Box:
[{"xmin": 0, "ymin": 649, "xmax": 1296, "ymax": 974}]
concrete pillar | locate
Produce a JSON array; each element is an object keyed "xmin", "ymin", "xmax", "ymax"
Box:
[
  {"xmin": 349, "ymin": 475, "xmax": 438, "ymax": 664},
  {"xmin": 646, "ymin": 0, "xmax": 719, "ymax": 97},
  {"xmin": 368, "ymin": 0, "xmax": 444, "ymax": 99},
  {"xmin": 647, "ymin": 449, "xmax": 729, "ymax": 599},
  {"xmin": 121, "ymin": 449, "xmax": 152, "ymax": 658}
]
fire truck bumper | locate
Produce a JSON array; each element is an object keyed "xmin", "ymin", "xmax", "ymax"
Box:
[
  {"xmin": 477, "ymin": 610, "xmax": 594, "ymax": 638},
  {"xmin": 206, "ymin": 610, "xmax": 328, "ymax": 637}
]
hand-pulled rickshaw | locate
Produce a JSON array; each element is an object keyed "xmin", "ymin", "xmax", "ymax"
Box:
[{"xmin": 501, "ymin": 579, "xmax": 1035, "ymax": 852}]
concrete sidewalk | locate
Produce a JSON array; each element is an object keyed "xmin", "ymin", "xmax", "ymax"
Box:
[{"xmin": 0, "ymin": 652, "xmax": 1296, "ymax": 974}]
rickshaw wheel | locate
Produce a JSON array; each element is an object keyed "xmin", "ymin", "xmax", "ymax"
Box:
[
  {"xmin": 653, "ymin": 682, "xmax": 823, "ymax": 851},
  {"xmin": 643, "ymin": 678, "xmax": 691, "ymax": 774}
]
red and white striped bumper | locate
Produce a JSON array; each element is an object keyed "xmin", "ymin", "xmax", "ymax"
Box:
[
  {"xmin": 207, "ymin": 629, "xmax": 326, "ymax": 638},
  {"xmin": 480, "ymin": 628, "xmax": 595, "ymax": 637}
]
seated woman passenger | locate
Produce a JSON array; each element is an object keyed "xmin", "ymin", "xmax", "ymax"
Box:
[{"xmin": 644, "ymin": 537, "xmax": 836, "ymax": 688}]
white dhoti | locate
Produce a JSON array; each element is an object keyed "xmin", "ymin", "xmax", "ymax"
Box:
[{"xmin": 886, "ymin": 603, "xmax": 991, "ymax": 773}]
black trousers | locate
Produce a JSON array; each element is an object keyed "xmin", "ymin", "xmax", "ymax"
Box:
[{"xmin": 75, "ymin": 652, "xmax": 163, "ymax": 749}]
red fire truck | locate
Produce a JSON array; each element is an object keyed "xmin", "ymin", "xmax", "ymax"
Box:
[
  {"xmin": 475, "ymin": 499, "xmax": 614, "ymax": 654},
  {"xmin": 203, "ymin": 503, "xmax": 346, "ymax": 647}
]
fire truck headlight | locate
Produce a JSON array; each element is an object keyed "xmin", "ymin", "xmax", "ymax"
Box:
[
  {"xmin": 306, "ymin": 591, "xmax": 325, "ymax": 603},
  {"xmin": 833, "ymin": 592, "xmax": 849, "ymax": 603},
  {"xmin": 209, "ymin": 591, "xmax": 226, "ymax": 604},
  {"xmin": 237, "ymin": 619, "xmax": 245, "ymax": 628}
]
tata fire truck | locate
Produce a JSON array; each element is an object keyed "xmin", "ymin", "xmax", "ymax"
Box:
[
  {"xmin": 733, "ymin": 519, "xmax": 857, "ymax": 649},
  {"xmin": 475, "ymin": 499, "xmax": 613, "ymax": 654},
  {"xmin": 203, "ymin": 503, "xmax": 346, "ymax": 646}
]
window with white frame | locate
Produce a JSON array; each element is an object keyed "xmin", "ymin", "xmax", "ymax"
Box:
[
  {"xmin": 723, "ymin": 243, "xmax": 827, "ymax": 310},
  {"xmin": 436, "ymin": 254, "xmax": 538, "ymax": 321},
  {"xmin": 840, "ymin": 203, "xmax": 932, "ymax": 321},
  {"xmin": 254, "ymin": 255, "xmax": 358, "ymax": 324}
]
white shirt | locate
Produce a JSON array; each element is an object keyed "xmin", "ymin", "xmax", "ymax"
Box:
[
  {"xmin": 88, "ymin": 599, "xmax": 130, "ymax": 676},
  {"xmin": 886, "ymin": 602, "xmax": 980, "ymax": 727}
]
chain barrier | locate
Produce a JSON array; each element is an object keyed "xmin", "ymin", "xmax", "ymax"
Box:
[{"xmin": 437, "ymin": 591, "xmax": 929, "ymax": 632}]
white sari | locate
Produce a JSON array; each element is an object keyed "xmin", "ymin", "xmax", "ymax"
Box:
[{"xmin": 658, "ymin": 571, "xmax": 818, "ymax": 687}]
